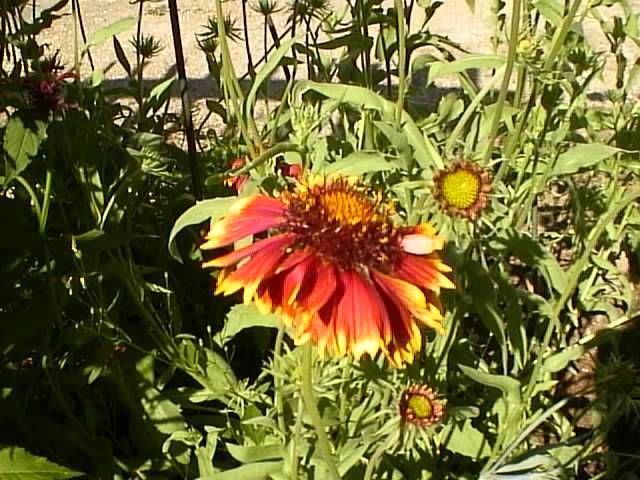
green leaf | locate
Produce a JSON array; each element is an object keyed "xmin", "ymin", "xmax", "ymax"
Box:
[
  {"xmin": 168, "ymin": 197, "xmax": 236, "ymax": 263},
  {"xmin": 195, "ymin": 428, "xmax": 220, "ymax": 477},
  {"xmin": 84, "ymin": 17, "xmax": 136, "ymax": 49},
  {"xmin": 216, "ymin": 304, "xmax": 281, "ymax": 346},
  {"xmin": 444, "ymin": 421, "xmax": 491, "ymax": 459},
  {"xmin": 0, "ymin": 446, "xmax": 83, "ymax": 479},
  {"xmin": 324, "ymin": 151, "xmax": 396, "ymax": 175},
  {"xmin": 246, "ymin": 36, "xmax": 297, "ymax": 115},
  {"xmin": 459, "ymin": 365, "xmax": 521, "ymax": 405},
  {"xmin": 292, "ymin": 81, "xmax": 443, "ymax": 169},
  {"xmin": 145, "ymin": 77, "xmax": 176, "ymax": 112},
  {"xmin": 141, "ymin": 387, "xmax": 186, "ymax": 435},
  {"xmin": 481, "ymin": 453, "xmax": 565, "ymax": 479},
  {"xmin": 551, "ymin": 143, "xmax": 623, "ymax": 176},
  {"xmin": 3, "ymin": 116, "xmax": 46, "ymax": 180},
  {"xmin": 542, "ymin": 329, "xmax": 615, "ymax": 373},
  {"xmin": 199, "ymin": 461, "xmax": 283, "ymax": 480},
  {"xmin": 464, "ymin": 259, "xmax": 507, "ymax": 352},
  {"xmin": 226, "ymin": 444, "xmax": 284, "ymax": 463},
  {"xmin": 113, "ymin": 36, "xmax": 131, "ymax": 76},
  {"xmin": 498, "ymin": 229, "xmax": 567, "ymax": 294},
  {"xmin": 427, "ymin": 55, "xmax": 506, "ymax": 85}
]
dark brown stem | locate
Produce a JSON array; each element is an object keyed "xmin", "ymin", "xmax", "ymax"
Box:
[
  {"xmin": 167, "ymin": 0, "xmax": 203, "ymax": 200},
  {"xmin": 74, "ymin": 0, "xmax": 94, "ymax": 70},
  {"xmin": 241, "ymin": 0, "xmax": 256, "ymax": 77}
]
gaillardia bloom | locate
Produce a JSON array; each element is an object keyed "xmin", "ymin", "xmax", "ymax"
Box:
[
  {"xmin": 202, "ymin": 176, "xmax": 454, "ymax": 366},
  {"xmin": 400, "ymin": 384, "xmax": 444, "ymax": 426},
  {"xmin": 433, "ymin": 161, "xmax": 491, "ymax": 220}
]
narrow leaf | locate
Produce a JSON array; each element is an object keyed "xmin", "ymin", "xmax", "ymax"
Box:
[
  {"xmin": 84, "ymin": 17, "xmax": 136, "ymax": 49},
  {"xmin": 427, "ymin": 55, "xmax": 506, "ymax": 85},
  {"xmin": 459, "ymin": 365, "xmax": 521, "ymax": 404}
]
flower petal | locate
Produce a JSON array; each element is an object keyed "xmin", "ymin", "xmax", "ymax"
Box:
[
  {"xmin": 394, "ymin": 253, "xmax": 455, "ymax": 292},
  {"xmin": 202, "ymin": 196, "xmax": 286, "ymax": 250},
  {"xmin": 215, "ymin": 234, "xmax": 294, "ymax": 302},
  {"xmin": 372, "ymin": 270, "xmax": 444, "ymax": 333},
  {"xmin": 204, "ymin": 233, "xmax": 295, "ymax": 268},
  {"xmin": 399, "ymin": 224, "xmax": 444, "ymax": 255},
  {"xmin": 332, "ymin": 270, "xmax": 387, "ymax": 359},
  {"xmin": 371, "ymin": 274, "xmax": 419, "ymax": 367},
  {"xmin": 287, "ymin": 258, "xmax": 329, "ymax": 310}
]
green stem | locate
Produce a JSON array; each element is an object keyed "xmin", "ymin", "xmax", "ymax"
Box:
[
  {"xmin": 445, "ymin": 65, "xmax": 505, "ymax": 155},
  {"xmin": 71, "ymin": 0, "xmax": 80, "ymax": 77},
  {"xmin": 213, "ymin": 0, "xmax": 260, "ymax": 157},
  {"xmin": 542, "ymin": 0, "xmax": 582, "ymax": 72},
  {"xmin": 394, "ymin": 0, "xmax": 406, "ymax": 128},
  {"xmin": 274, "ymin": 325, "xmax": 286, "ymax": 434},
  {"xmin": 481, "ymin": 0, "xmax": 521, "ymax": 164},
  {"xmin": 39, "ymin": 169, "xmax": 53, "ymax": 234},
  {"xmin": 300, "ymin": 343, "xmax": 341, "ymax": 480},
  {"xmin": 289, "ymin": 396, "xmax": 305, "ymax": 480},
  {"xmin": 15, "ymin": 175, "xmax": 42, "ymax": 221}
]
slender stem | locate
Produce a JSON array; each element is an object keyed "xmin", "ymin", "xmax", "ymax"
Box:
[
  {"xmin": 300, "ymin": 343, "xmax": 341, "ymax": 480},
  {"xmin": 167, "ymin": 0, "xmax": 203, "ymax": 199},
  {"xmin": 71, "ymin": 0, "xmax": 80, "ymax": 77},
  {"xmin": 481, "ymin": 0, "xmax": 521, "ymax": 164},
  {"xmin": 74, "ymin": 0, "xmax": 94, "ymax": 70},
  {"xmin": 274, "ymin": 326, "xmax": 286, "ymax": 434},
  {"xmin": 39, "ymin": 169, "xmax": 53, "ymax": 234},
  {"xmin": 394, "ymin": 0, "xmax": 406, "ymax": 128},
  {"xmin": 241, "ymin": 0, "xmax": 256, "ymax": 77},
  {"xmin": 445, "ymin": 65, "xmax": 505, "ymax": 155},
  {"xmin": 213, "ymin": 0, "xmax": 260, "ymax": 156},
  {"xmin": 15, "ymin": 175, "xmax": 42, "ymax": 221},
  {"xmin": 289, "ymin": 396, "xmax": 305, "ymax": 480},
  {"xmin": 136, "ymin": 0, "xmax": 144, "ymax": 121}
]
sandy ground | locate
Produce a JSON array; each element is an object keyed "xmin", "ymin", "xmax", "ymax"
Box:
[{"xmin": 31, "ymin": 0, "xmax": 640, "ymax": 131}]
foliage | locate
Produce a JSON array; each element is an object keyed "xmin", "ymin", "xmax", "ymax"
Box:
[{"xmin": 1, "ymin": 0, "xmax": 639, "ymax": 478}]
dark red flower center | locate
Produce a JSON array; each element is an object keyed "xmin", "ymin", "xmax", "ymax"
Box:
[{"xmin": 281, "ymin": 178, "xmax": 402, "ymax": 271}]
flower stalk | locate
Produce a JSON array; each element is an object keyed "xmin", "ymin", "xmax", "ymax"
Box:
[{"xmin": 300, "ymin": 343, "xmax": 341, "ymax": 480}]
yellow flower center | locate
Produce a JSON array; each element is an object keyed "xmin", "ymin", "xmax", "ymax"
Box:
[
  {"xmin": 282, "ymin": 178, "xmax": 400, "ymax": 270},
  {"xmin": 441, "ymin": 169, "xmax": 480, "ymax": 209},
  {"xmin": 407, "ymin": 394, "xmax": 433, "ymax": 419}
]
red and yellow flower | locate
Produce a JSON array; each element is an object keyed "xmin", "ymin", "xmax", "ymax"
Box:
[{"xmin": 202, "ymin": 176, "xmax": 453, "ymax": 366}]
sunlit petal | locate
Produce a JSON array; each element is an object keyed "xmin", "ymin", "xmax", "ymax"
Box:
[{"xmin": 202, "ymin": 196, "xmax": 285, "ymax": 250}]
